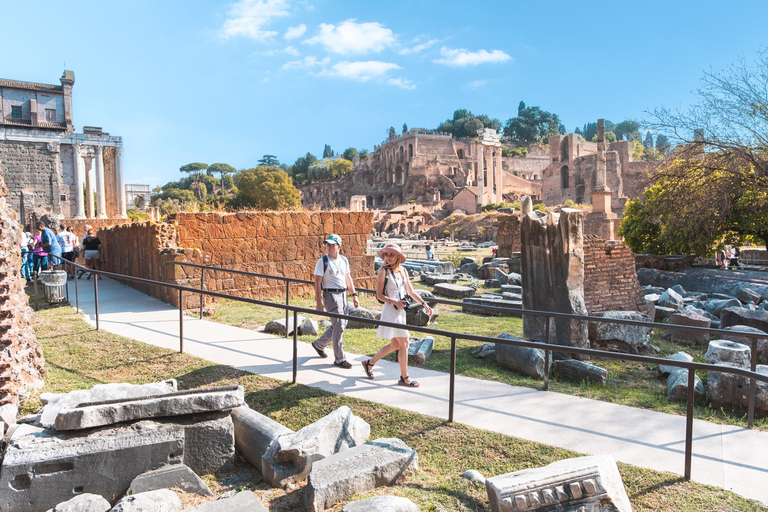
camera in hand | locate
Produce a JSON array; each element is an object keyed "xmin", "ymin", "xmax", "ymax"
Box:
[{"xmin": 402, "ymin": 294, "xmax": 416, "ymax": 312}]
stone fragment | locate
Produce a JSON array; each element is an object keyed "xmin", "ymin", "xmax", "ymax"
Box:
[
  {"xmin": 653, "ymin": 306, "xmax": 676, "ymax": 323},
  {"xmin": 49, "ymin": 493, "xmax": 111, "ymax": 512},
  {"xmin": 305, "ymin": 438, "xmax": 417, "ymax": 512},
  {"xmin": 473, "ymin": 343, "xmax": 496, "ymax": 359},
  {"xmin": 395, "ymin": 336, "xmax": 434, "ymax": 365},
  {"xmin": 484, "ymin": 279, "xmax": 500, "ymax": 288},
  {"xmin": 177, "ymin": 412, "xmax": 236, "ymax": 475},
  {"xmin": 500, "ymin": 284, "xmax": 522, "ymax": 294},
  {"xmin": 0, "ymin": 403, "xmax": 18, "ymax": 429},
  {"xmin": 485, "ymin": 455, "xmax": 631, "ymax": 512},
  {"xmin": 658, "ymin": 288, "xmax": 684, "ymax": 310},
  {"xmin": 461, "ymin": 469, "xmax": 487, "ymax": 485},
  {"xmin": 588, "ymin": 311, "xmax": 653, "ymax": 353},
  {"xmin": 262, "ymin": 405, "xmax": 370, "ymax": 487},
  {"xmin": 705, "ymin": 340, "xmax": 751, "ymax": 367},
  {"xmin": 671, "ymin": 284, "xmax": 687, "ymax": 296},
  {"xmin": 738, "ymin": 287, "xmax": 762, "ymax": 304},
  {"xmin": 495, "ymin": 333, "xmax": 546, "ymax": 379},
  {"xmin": 722, "ymin": 325, "xmax": 768, "ymax": 364},
  {"xmin": 264, "ymin": 316, "xmax": 305, "ymax": 336},
  {"xmin": 704, "ymin": 298, "xmax": 742, "ymax": 317},
  {"xmin": 346, "ymin": 307, "xmax": 377, "ymax": 329},
  {"xmin": 708, "ymin": 364, "xmax": 768, "ymax": 412},
  {"xmin": 667, "ymin": 368, "xmax": 705, "ymax": 402},
  {"xmin": 110, "ymin": 489, "xmax": 182, "ymax": 512},
  {"xmin": 721, "ymin": 307, "xmax": 768, "ymax": 333},
  {"xmin": 644, "ymin": 293, "xmax": 660, "ymax": 304},
  {"xmin": 127, "ymin": 464, "xmax": 213, "ymax": 497},
  {"xmin": 664, "ymin": 312, "xmax": 711, "ymax": 345},
  {"xmin": 506, "ymin": 272, "xmax": 522, "ymax": 286},
  {"xmin": 434, "ymin": 283, "xmax": 476, "ymax": 298},
  {"xmin": 39, "ymin": 380, "xmax": 178, "ymax": 429},
  {"xmin": 422, "ymin": 274, "xmax": 458, "ymax": 285},
  {"xmin": 494, "ymin": 268, "xmax": 508, "ymax": 285},
  {"xmin": 552, "ymin": 359, "xmax": 608, "ymax": 385},
  {"xmin": 342, "ymin": 496, "xmax": 419, "ymax": 512},
  {"xmin": 54, "ymin": 385, "xmax": 244, "ymax": 431},
  {"xmin": 459, "ymin": 262, "xmax": 478, "ymax": 276},
  {"xmin": 462, "ymin": 297, "xmax": 522, "ymax": 317},
  {"xmin": 658, "ymin": 351, "xmax": 693, "ymax": 376},
  {"xmin": 186, "ymin": 491, "xmax": 268, "ymax": 512},
  {"xmin": 299, "ymin": 317, "xmax": 319, "ymax": 336},
  {"xmin": 231, "ymin": 406, "xmax": 293, "ymax": 469}
]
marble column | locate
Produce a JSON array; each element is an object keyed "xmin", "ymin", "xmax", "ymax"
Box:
[
  {"xmin": 84, "ymin": 153, "xmax": 94, "ymax": 219},
  {"xmin": 477, "ymin": 149, "xmax": 484, "ymax": 209},
  {"xmin": 94, "ymin": 145, "xmax": 107, "ymax": 219},
  {"xmin": 495, "ymin": 148, "xmax": 503, "ymax": 203},
  {"xmin": 72, "ymin": 144, "xmax": 86, "ymax": 219},
  {"xmin": 115, "ymin": 146, "xmax": 127, "ymax": 218}
]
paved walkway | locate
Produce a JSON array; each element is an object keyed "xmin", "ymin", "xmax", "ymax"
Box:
[{"xmin": 64, "ymin": 277, "xmax": 768, "ymax": 505}]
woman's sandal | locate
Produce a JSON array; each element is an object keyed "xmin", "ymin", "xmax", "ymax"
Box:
[
  {"xmin": 398, "ymin": 375, "xmax": 420, "ymax": 387},
  {"xmin": 362, "ymin": 359, "xmax": 375, "ymax": 379}
]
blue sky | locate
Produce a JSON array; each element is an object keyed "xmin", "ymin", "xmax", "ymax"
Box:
[{"xmin": 3, "ymin": 0, "xmax": 768, "ymax": 188}]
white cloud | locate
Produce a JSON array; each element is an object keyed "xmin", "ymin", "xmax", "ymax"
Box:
[
  {"xmin": 433, "ymin": 47, "xmax": 511, "ymax": 67},
  {"xmin": 220, "ymin": 0, "xmax": 290, "ymax": 41},
  {"xmin": 263, "ymin": 46, "xmax": 301, "ymax": 56},
  {"xmin": 323, "ymin": 60, "xmax": 400, "ymax": 81},
  {"xmin": 284, "ymin": 24, "xmax": 307, "ymax": 40},
  {"xmin": 282, "ymin": 56, "xmax": 330, "ymax": 70},
  {"xmin": 387, "ymin": 77, "xmax": 416, "ymax": 90},
  {"xmin": 304, "ymin": 19, "xmax": 396, "ymax": 55},
  {"xmin": 399, "ymin": 38, "xmax": 439, "ymax": 55},
  {"xmin": 467, "ymin": 80, "xmax": 487, "ymax": 89}
]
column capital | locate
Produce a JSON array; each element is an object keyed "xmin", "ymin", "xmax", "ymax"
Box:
[
  {"xmin": 116, "ymin": 146, "xmax": 124, "ymax": 156},
  {"xmin": 73, "ymin": 143, "xmax": 83, "ymax": 155},
  {"xmin": 95, "ymin": 144, "xmax": 104, "ymax": 155},
  {"xmin": 47, "ymin": 142, "xmax": 61, "ymax": 153}
]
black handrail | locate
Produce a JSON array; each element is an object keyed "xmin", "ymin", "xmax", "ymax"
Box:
[{"xmin": 38, "ymin": 254, "xmax": 768, "ymax": 482}]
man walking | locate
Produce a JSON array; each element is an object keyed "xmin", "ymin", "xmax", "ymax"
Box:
[
  {"xmin": 37, "ymin": 221, "xmax": 62, "ymax": 270},
  {"xmin": 311, "ymin": 234, "xmax": 359, "ymax": 368}
]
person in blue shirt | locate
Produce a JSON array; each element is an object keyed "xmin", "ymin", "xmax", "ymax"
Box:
[{"xmin": 36, "ymin": 221, "xmax": 62, "ymax": 270}]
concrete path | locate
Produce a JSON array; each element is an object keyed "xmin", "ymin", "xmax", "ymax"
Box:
[{"xmin": 64, "ymin": 277, "xmax": 768, "ymax": 505}]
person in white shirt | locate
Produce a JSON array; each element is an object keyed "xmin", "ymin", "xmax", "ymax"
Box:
[
  {"xmin": 58, "ymin": 224, "xmax": 76, "ymax": 278},
  {"xmin": 310, "ymin": 234, "xmax": 359, "ymax": 368}
]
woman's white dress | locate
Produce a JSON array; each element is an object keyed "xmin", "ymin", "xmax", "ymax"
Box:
[{"xmin": 376, "ymin": 268, "xmax": 409, "ymax": 339}]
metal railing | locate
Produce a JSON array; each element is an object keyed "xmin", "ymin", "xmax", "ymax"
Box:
[{"xmin": 34, "ymin": 256, "xmax": 768, "ymax": 481}]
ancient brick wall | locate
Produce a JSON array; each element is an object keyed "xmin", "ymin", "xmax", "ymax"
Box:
[
  {"xmin": 92, "ymin": 211, "xmax": 376, "ymax": 310},
  {"xmin": 0, "ymin": 140, "xmax": 61, "ymax": 219},
  {"xmin": 0, "ymin": 171, "xmax": 45, "ymax": 405},
  {"xmin": 583, "ymin": 236, "xmax": 646, "ymax": 315},
  {"xmin": 496, "ymin": 213, "xmax": 521, "ymax": 257}
]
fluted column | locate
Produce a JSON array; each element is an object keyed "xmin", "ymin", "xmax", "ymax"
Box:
[
  {"xmin": 477, "ymin": 148, "xmax": 484, "ymax": 209},
  {"xmin": 95, "ymin": 145, "xmax": 107, "ymax": 218},
  {"xmin": 73, "ymin": 144, "xmax": 86, "ymax": 219},
  {"xmin": 115, "ymin": 146, "xmax": 127, "ymax": 218},
  {"xmin": 84, "ymin": 154, "xmax": 94, "ymax": 219},
  {"xmin": 495, "ymin": 148, "xmax": 503, "ymax": 203}
]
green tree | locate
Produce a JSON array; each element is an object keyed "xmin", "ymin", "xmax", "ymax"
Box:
[
  {"xmin": 643, "ymin": 131, "xmax": 654, "ymax": 149},
  {"xmin": 179, "ymin": 162, "xmax": 208, "ymax": 183},
  {"xmin": 655, "ymin": 134, "xmax": 671, "ymax": 154},
  {"xmin": 437, "ymin": 109, "xmax": 502, "ymax": 138},
  {"xmin": 342, "ymin": 147, "xmax": 358, "ymax": 161},
  {"xmin": 402, "ymin": 123, "xmax": 408, "ymax": 134},
  {"xmin": 613, "ymin": 120, "xmax": 641, "ymax": 141},
  {"xmin": 258, "ymin": 155, "xmax": 280, "ymax": 167},
  {"xmin": 208, "ymin": 163, "xmax": 236, "ymax": 189},
  {"xmin": 329, "ymin": 158, "xmax": 353, "ymax": 178},
  {"xmin": 308, "ymin": 161, "xmax": 331, "ymax": 181},
  {"xmin": 503, "ymin": 101, "xmax": 561, "ymax": 143},
  {"xmin": 235, "ymin": 166, "xmax": 301, "ymax": 210},
  {"xmin": 322, "ymin": 145, "xmax": 334, "ymax": 158},
  {"xmin": 221, "ymin": 174, "xmax": 234, "ymax": 190},
  {"xmin": 388, "ymin": 127, "xmax": 396, "ymax": 140}
]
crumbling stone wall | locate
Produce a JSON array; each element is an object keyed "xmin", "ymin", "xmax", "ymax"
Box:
[
  {"xmin": 0, "ymin": 171, "xmax": 44, "ymax": 405},
  {"xmin": 496, "ymin": 214, "xmax": 521, "ymax": 257},
  {"xmin": 93, "ymin": 212, "xmax": 376, "ymax": 309},
  {"xmin": 0, "ymin": 140, "xmax": 61, "ymax": 220},
  {"xmin": 583, "ymin": 236, "xmax": 646, "ymax": 315}
]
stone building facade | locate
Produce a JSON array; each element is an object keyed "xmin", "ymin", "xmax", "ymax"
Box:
[
  {"xmin": 300, "ymin": 129, "xmax": 543, "ymax": 213},
  {"xmin": 0, "ymin": 71, "xmax": 127, "ymax": 226},
  {"xmin": 541, "ymin": 132, "xmax": 651, "ymax": 211}
]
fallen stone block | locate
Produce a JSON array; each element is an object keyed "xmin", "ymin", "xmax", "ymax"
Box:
[
  {"xmin": 305, "ymin": 438, "xmax": 417, "ymax": 512},
  {"xmin": 342, "ymin": 496, "xmax": 419, "ymax": 512},
  {"xmin": 658, "ymin": 288, "xmax": 684, "ymax": 310},
  {"xmin": 231, "ymin": 406, "xmax": 293, "ymax": 470},
  {"xmin": 110, "ymin": 489, "xmax": 182, "ymax": 512},
  {"xmin": 423, "ymin": 274, "xmax": 458, "ymax": 285},
  {"xmin": 176, "ymin": 411, "xmax": 236, "ymax": 475},
  {"xmin": 39, "ymin": 380, "xmax": 177, "ymax": 429},
  {"xmin": 434, "ymin": 283, "xmax": 476, "ymax": 298},
  {"xmin": 395, "ymin": 336, "xmax": 434, "ymax": 365},
  {"xmin": 0, "ymin": 422, "xmax": 184, "ymax": 512},
  {"xmin": 667, "ymin": 368, "xmax": 705, "ymax": 402},
  {"xmin": 708, "ymin": 363, "xmax": 768, "ymax": 412},
  {"xmin": 405, "ymin": 296, "xmax": 438, "ymax": 327},
  {"xmin": 721, "ymin": 307, "xmax": 768, "ymax": 333},
  {"xmin": 738, "ymin": 287, "xmax": 762, "ymax": 304},
  {"xmin": 552, "ymin": 359, "xmax": 608, "ymax": 385},
  {"xmin": 704, "ymin": 298, "xmax": 742, "ymax": 317},
  {"xmin": 186, "ymin": 490, "xmax": 268, "ymax": 512},
  {"xmin": 127, "ymin": 463, "xmax": 213, "ymax": 496},
  {"xmin": 0, "ymin": 403, "xmax": 18, "ymax": 429},
  {"xmin": 485, "ymin": 455, "xmax": 631, "ymax": 512},
  {"xmin": 658, "ymin": 351, "xmax": 693, "ymax": 376},
  {"xmin": 49, "ymin": 493, "xmax": 111, "ymax": 512},
  {"xmin": 299, "ymin": 317, "xmax": 319, "ymax": 336},
  {"xmin": 501, "ymin": 292, "xmax": 523, "ymax": 301},
  {"xmin": 494, "ymin": 268, "xmax": 508, "ymax": 285},
  {"xmin": 705, "ymin": 339, "xmax": 751, "ymax": 367},
  {"xmin": 722, "ymin": 325, "xmax": 768, "ymax": 365},
  {"xmin": 664, "ymin": 312, "xmax": 711, "ymax": 345},
  {"xmin": 54, "ymin": 385, "xmax": 244, "ymax": 431},
  {"xmin": 484, "ymin": 279, "xmax": 500, "ymax": 288},
  {"xmin": 500, "ymin": 284, "xmax": 522, "ymax": 294},
  {"xmin": 588, "ymin": 311, "xmax": 653, "ymax": 353},
  {"xmin": 496, "ymin": 333, "xmax": 546, "ymax": 379},
  {"xmin": 264, "ymin": 316, "xmax": 305, "ymax": 336},
  {"xmin": 506, "ymin": 272, "xmax": 522, "ymax": 286},
  {"xmin": 462, "ymin": 297, "xmax": 522, "ymax": 317},
  {"xmin": 473, "ymin": 343, "xmax": 496, "ymax": 359},
  {"xmin": 653, "ymin": 305, "xmax": 676, "ymax": 323},
  {"xmin": 459, "ymin": 262, "xmax": 478, "ymax": 276},
  {"xmin": 461, "ymin": 469, "xmax": 487, "ymax": 485},
  {"xmin": 262, "ymin": 405, "xmax": 370, "ymax": 487},
  {"xmin": 347, "ymin": 307, "xmax": 377, "ymax": 329}
]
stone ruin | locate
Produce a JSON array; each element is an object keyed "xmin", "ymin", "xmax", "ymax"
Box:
[{"xmin": 0, "ymin": 170, "xmax": 45, "ymax": 406}]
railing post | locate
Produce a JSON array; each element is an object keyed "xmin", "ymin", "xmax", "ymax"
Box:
[
  {"xmin": 74, "ymin": 270, "xmax": 79, "ymax": 312},
  {"xmin": 544, "ymin": 316, "xmax": 551, "ymax": 392},
  {"xmin": 749, "ymin": 337, "xmax": 757, "ymax": 428},
  {"xmin": 449, "ymin": 336, "xmax": 456, "ymax": 422},
  {"xmin": 199, "ymin": 269, "xmax": 205, "ymax": 320},
  {"xmin": 292, "ymin": 310, "xmax": 298, "ymax": 384},
  {"xmin": 94, "ymin": 274, "xmax": 99, "ymax": 331},
  {"xmin": 179, "ymin": 289, "xmax": 184, "ymax": 353},
  {"xmin": 684, "ymin": 367, "xmax": 695, "ymax": 480},
  {"xmin": 33, "ymin": 273, "xmax": 39, "ymax": 310},
  {"xmin": 285, "ymin": 282, "xmax": 290, "ymax": 340}
]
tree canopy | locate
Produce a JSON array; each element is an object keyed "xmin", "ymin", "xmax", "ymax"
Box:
[
  {"xmin": 503, "ymin": 102, "xmax": 561, "ymax": 143},
  {"xmin": 179, "ymin": 162, "xmax": 208, "ymax": 181},
  {"xmin": 257, "ymin": 155, "xmax": 280, "ymax": 167},
  {"xmin": 208, "ymin": 163, "xmax": 236, "ymax": 187},
  {"xmin": 437, "ymin": 109, "xmax": 502, "ymax": 138},
  {"xmin": 235, "ymin": 166, "xmax": 301, "ymax": 210}
]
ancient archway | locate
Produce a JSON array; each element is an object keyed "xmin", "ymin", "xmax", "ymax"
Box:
[{"xmin": 561, "ymin": 166, "xmax": 569, "ymax": 189}]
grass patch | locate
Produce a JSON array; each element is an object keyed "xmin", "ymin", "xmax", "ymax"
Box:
[{"xmin": 29, "ymin": 303, "xmax": 767, "ymax": 511}]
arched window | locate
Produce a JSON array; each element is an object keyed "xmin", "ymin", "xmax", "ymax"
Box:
[
  {"xmin": 560, "ymin": 166, "xmax": 569, "ymax": 189},
  {"xmin": 408, "ymin": 144, "xmax": 413, "ymax": 159},
  {"xmin": 399, "ymin": 146, "xmax": 404, "ymax": 162},
  {"xmin": 457, "ymin": 149, "xmax": 464, "ymax": 159}
]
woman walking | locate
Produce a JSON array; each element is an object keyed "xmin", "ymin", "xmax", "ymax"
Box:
[
  {"xmin": 361, "ymin": 243, "xmax": 432, "ymax": 387},
  {"xmin": 81, "ymin": 228, "xmax": 102, "ymax": 280}
]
